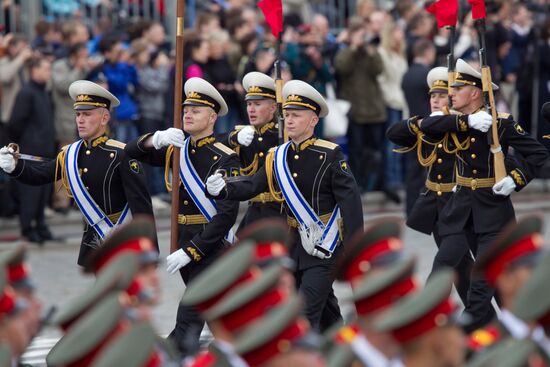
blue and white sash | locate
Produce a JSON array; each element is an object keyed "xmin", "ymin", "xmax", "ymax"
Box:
[
  {"xmin": 273, "ymin": 142, "xmax": 341, "ymax": 255},
  {"xmin": 179, "ymin": 138, "xmax": 235, "ymax": 244},
  {"xmin": 65, "ymin": 140, "xmax": 131, "ymax": 239}
]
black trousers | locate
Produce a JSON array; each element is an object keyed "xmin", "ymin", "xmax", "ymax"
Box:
[
  {"xmin": 346, "ymin": 121, "xmax": 385, "ymax": 191},
  {"xmin": 432, "ymin": 223, "xmax": 497, "ymax": 332},
  {"xmin": 294, "ymin": 263, "xmax": 342, "ymax": 332},
  {"xmin": 168, "ymin": 251, "xmax": 221, "ymax": 356},
  {"xmin": 17, "ymin": 182, "xmax": 50, "ymax": 234}
]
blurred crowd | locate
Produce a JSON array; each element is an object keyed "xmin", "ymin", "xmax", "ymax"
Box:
[{"xmin": 2, "ymin": 0, "xmax": 550, "ymax": 221}]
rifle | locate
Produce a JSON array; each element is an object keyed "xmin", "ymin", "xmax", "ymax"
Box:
[{"xmin": 474, "ymin": 19, "xmax": 507, "ymax": 182}]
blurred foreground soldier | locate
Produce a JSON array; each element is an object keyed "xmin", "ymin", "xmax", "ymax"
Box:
[
  {"xmin": 375, "ymin": 269, "xmax": 467, "ymax": 367},
  {"xmin": 7, "ymin": 57, "xmax": 55, "ymax": 244},
  {"xmin": 466, "ymin": 338, "xmax": 549, "ymax": 367},
  {"xmin": 468, "ymin": 215, "xmax": 543, "ymax": 352},
  {"xmin": 225, "ymin": 72, "xmax": 284, "ymax": 230},
  {"xmin": 417, "ymin": 59, "xmax": 549, "ymax": 330},
  {"xmin": 325, "ymin": 256, "xmax": 419, "ymax": 367},
  {"xmin": 0, "ymin": 268, "xmax": 35, "ymax": 362},
  {"xmin": 206, "ymin": 80, "xmax": 363, "ymax": 332},
  {"xmin": 386, "ymin": 66, "xmax": 475, "ymax": 308},
  {"xmin": 234, "ymin": 295, "xmax": 324, "ymax": 367},
  {"xmin": 0, "ymin": 80, "xmax": 154, "ymax": 265},
  {"xmin": 124, "ymin": 77, "xmax": 240, "ymax": 355}
]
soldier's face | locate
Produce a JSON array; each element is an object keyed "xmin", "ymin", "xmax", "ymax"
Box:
[
  {"xmin": 0, "ymin": 311, "xmax": 32, "ymax": 357},
  {"xmin": 430, "ymin": 92, "xmax": 448, "ymax": 113},
  {"xmin": 137, "ymin": 264, "xmax": 161, "ymax": 305},
  {"xmin": 247, "ymin": 100, "xmax": 276, "ymax": 127},
  {"xmin": 75, "ymin": 108, "xmax": 109, "ymax": 140},
  {"xmin": 434, "ymin": 325, "xmax": 466, "ymax": 367},
  {"xmin": 267, "ymin": 349, "xmax": 325, "ymax": 367},
  {"xmin": 450, "ymin": 86, "xmax": 477, "ymax": 112},
  {"xmin": 183, "ymin": 106, "xmax": 216, "ymax": 137},
  {"xmin": 284, "ymin": 109, "xmax": 318, "ymax": 143}
]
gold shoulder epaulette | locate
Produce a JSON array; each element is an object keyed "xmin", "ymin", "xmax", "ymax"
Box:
[
  {"xmin": 497, "ymin": 112, "xmax": 511, "ymax": 119},
  {"xmin": 213, "ymin": 142, "xmax": 236, "ymax": 155},
  {"xmin": 234, "ymin": 125, "xmax": 246, "ymax": 131},
  {"xmin": 106, "ymin": 139, "xmax": 126, "ymax": 149},
  {"xmin": 314, "ymin": 139, "xmax": 338, "ymax": 150},
  {"xmin": 268, "ymin": 147, "xmax": 277, "ymax": 153}
]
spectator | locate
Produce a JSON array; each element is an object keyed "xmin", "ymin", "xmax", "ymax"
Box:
[
  {"xmin": 55, "ymin": 20, "xmax": 90, "ymax": 59},
  {"xmin": 335, "ymin": 19, "xmax": 389, "ymax": 197},
  {"xmin": 405, "ymin": 12, "xmax": 434, "ymax": 65},
  {"xmin": 311, "ymin": 14, "xmax": 340, "ymax": 68},
  {"xmin": 7, "ymin": 57, "xmax": 55, "ymax": 244},
  {"xmin": 31, "ymin": 20, "xmax": 62, "ymax": 56},
  {"xmin": 378, "ymin": 21, "xmax": 408, "ymax": 193},
  {"xmin": 401, "ymin": 39, "xmax": 435, "ymax": 215},
  {"xmin": 205, "ymin": 29, "xmax": 242, "ymax": 133},
  {"xmin": 195, "ymin": 12, "xmax": 221, "ymax": 35},
  {"xmin": 183, "ymin": 33, "xmax": 210, "ymax": 81},
  {"xmin": 0, "ymin": 34, "xmax": 33, "ymax": 125},
  {"xmin": 131, "ymin": 38, "xmax": 170, "ymax": 196},
  {"xmin": 92, "ymin": 33, "xmax": 140, "ymax": 142}
]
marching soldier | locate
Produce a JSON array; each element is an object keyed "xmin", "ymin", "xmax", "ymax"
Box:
[
  {"xmin": 416, "ymin": 59, "xmax": 549, "ymax": 330},
  {"xmin": 225, "ymin": 72, "xmax": 285, "ymax": 230},
  {"xmin": 124, "ymin": 77, "xmax": 240, "ymax": 355},
  {"xmin": 386, "ymin": 66, "xmax": 475, "ymax": 308},
  {"xmin": 206, "ymin": 80, "xmax": 363, "ymax": 332},
  {"xmin": 0, "ymin": 80, "xmax": 155, "ymax": 266}
]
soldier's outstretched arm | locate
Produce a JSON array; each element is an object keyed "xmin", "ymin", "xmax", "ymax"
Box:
[
  {"xmin": 124, "ymin": 133, "xmax": 170, "ymax": 167},
  {"xmin": 207, "ymin": 164, "xmax": 269, "ymax": 201},
  {"xmin": 8, "ymin": 156, "xmax": 58, "ymax": 185},
  {"xmin": 418, "ymin": 114, "xmax": 470, "ymax": 136},
  {"xmin": 386, "ymin": 116, "xmax": 422, "ymax": 147},
  {"xmin": 330, "ymin": 147, "xmax": 363, "ymax": 243}
]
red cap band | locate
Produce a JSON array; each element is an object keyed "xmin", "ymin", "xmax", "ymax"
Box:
[
  {"xmin": 344, "ymin": 238, "xmax": 401, "ymax": 283},
  {"xmin": 355, "ymin": 277, "xmax": 417, "ymax": 317}
]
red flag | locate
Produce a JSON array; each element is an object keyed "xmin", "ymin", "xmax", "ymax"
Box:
[
  {"xmin": 258, "ymin": 0, "xmax": 283, "ymax": 37},
  {"xmin": 426, "ymin": 0, "xmax": 458, "ymax": 28},
  {"xmin": 468, "ymin": 0, "xmax": 486, "ymax": 19}
]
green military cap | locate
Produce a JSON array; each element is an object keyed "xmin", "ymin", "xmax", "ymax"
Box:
[
  {"xmin": 83, "ymin": 216, "xmax": 159, "ymax": 274},
  {"xmin": 235, "ymin": 295, "xmax": 314, "ymax": 366},
  {"xmin": 348, "ymin": 256, "xmax": 417, "ymax": 318},
  {"xmin": 466, "ymin": 338, "xmax": 543, "ymax": 367},
  {"xmin": 374, "ymin": 269, "xmax": 458, "ymax": 344},
  {"xmin": 46, "ymin": 294, "xmax": 128, "ymax": 366},
  {"xmin": 0, "ymin": 344, "xmax": 12, "ymax": 366},
  {"xmin": 474, "ymin": 215, "xmax": 543, "ymax": 286},
  {"xmin": 0, "ymin": 244, "xmax": 33, "ymax": 290},
  {"xmin": 237, "ymin": 218, "xmax": 294, "ymax": 269},
  {"xmin": 336, "ymin": 218, "xmax": 403, "ymax": 284},
  {"xmin": 51, "ymin": 253, "xmax": 139, "ymax": 331},
  {"xmin": 90, "ymin": 323, "xmax": 159, "ymax": 367},
  {"xmin": 204, "ymin": 265, "xmax": 287, "ymax": 333},
  {"xmin": 513, "ymin": 250, "xmax": 550, "ymax": 325},
  {"xmin": 181, "ymin": 241, "xmax": 260, "ymax": 313}
]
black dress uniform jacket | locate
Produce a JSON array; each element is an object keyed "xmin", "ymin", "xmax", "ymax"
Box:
[
  {"xmin": 387, "ymin": 116, "xmax": 457, "ymax": 235},
  {"xmin": 213, "ymin": 137, "xmax": 363, "ymax": 270},
  {"xmin": 225, "ymin": 121, "xmax": 284, "ymax": 229},
  {"xmin": 9, "ymin": 135, "xmax": 155, "ymax": 264},
  {"xmin": 418, "ymin": 112, "xmax": 548, "ymax": 235},
  {"xmin": 125, "ymin": 134, "xmax": 240, "ymax": 264}
]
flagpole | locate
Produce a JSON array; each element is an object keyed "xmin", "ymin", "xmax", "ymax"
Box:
[
  {"xmin": 275, "ymin": 33, "xmax": 286, "ymax": 144},
  {"xmin": 170, "ymin": 0, "xmax": 185, "ymax": 254}
]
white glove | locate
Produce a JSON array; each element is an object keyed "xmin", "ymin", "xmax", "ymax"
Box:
[
  {"xmin": 298, "ymin": 226, "xmax": 330, "ymax": 259},
  {"xmin": 492, "ymin": 176, "xmax": 516, "ymax": 196},
  {"xmin": 467, "ymin": 111, "xmax": 492, "ymax": 132},
  {"xmin": 152, "ymin": 128, "xmax": 185, "ymax": 149},
  {"xmin": 206, "ymin": 173, "xmax": 226, "ymax": 196},
  {"xmin": 237, "ymin": 126, "xmax": 255, "ymax": 146},
  {"xmin": 0, "ymin": 146, "xmax": 16, "ymax": 173},
  {"xmin": 430, "ymin": 111, "xmax": 444, "ymax": 116},
  {"xmin": 166, "ymin": 249, "xmax": 191, "ymax": 274}
]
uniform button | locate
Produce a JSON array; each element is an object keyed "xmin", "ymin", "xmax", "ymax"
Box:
[
  {"xmin": 110, "ymin": 153, "xmax": 115, "ymax": 158},
  {"xmin": 259, "ymin": 152, "xmax": 264, "ymax": 157},
  {"xmin": 191, "ymin": 149, "xmax": 196, "ymax": 154},
  {"xmin": 319, "ymin": 155, "xmax": 323, "ymax": 160},
  {"xmin": 437, "ymin": 158, "xmax": 443, "ymax": 164},
  {"xmin": 471, "ymin": 137, "xmax": 476, "ymax": 143},
  {"xmin": 85, "ymin": 186, "xmax": 89, "ymax": 190},
  {"xmin": 83, "ymin": 168, "xmax": 88, "ymax": 173},
  {"xmin": 294, "ymin": 154, "xmax": 299, "ymax": 160},
  {"xmin": 292, "ymin": 173, "xmax": 298, "ymax": 178},
  {"xmin": 437, "ymin": 191, "xmax": 442, "ymax": 196},
  {"xmin": 437, "ymin": 143, "xmax": 443, "ymax": 148},
  {"xmin": 473, "ymin": 169, "xmax": 478, "ymax": 174},
  {"xmin": 183, "ymin": 200, "xmax": 189, "ymax": 205},
  {"xmin": 213, "ymin": 156, "xmax": 218, "ymax": 161},
  {"xmin": 85, "ymin": 150, "xmax": 91, "ymax": 155},
  {"xmin": 437, "ymin": 174, "xmax": 442, "ymax": 180},
  {"xmin": 258, "ymin": 137, "xmax": 263, "ymax": 142},
  {"xmin": 471, "ymin": 154, "xmax": 476, "ymax": 159}
]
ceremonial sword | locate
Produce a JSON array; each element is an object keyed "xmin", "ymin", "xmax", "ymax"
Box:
[{"xmin": 7, "ymin": 143, "xmax": 53, "ymax": 162}]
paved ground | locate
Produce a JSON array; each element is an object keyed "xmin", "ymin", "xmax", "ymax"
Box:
[{"xmin": 2, "ymin": 182, "xmax": 550, "ymax": 365}]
